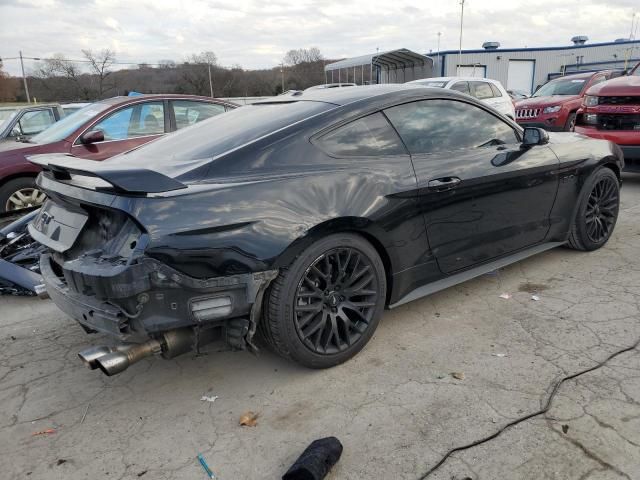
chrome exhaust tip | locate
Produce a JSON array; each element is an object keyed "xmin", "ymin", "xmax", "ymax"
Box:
[
  {"xmin": 95, "ymin": 351, "xmax": 131, "ymax": 376},
  {"xmin": 78, "ymin": 345, "xmax": 114, "ymax": 370}
]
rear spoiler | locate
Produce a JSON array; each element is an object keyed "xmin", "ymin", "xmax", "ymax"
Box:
[{"xmin": 27, "ymin": 153, "xmax": 186, "ymax": 194}]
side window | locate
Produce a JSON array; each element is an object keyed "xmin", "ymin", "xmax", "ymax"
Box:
[
  {"xmin": 93, "ymin": 106, "xmax": 134, "ymax": 140},
  {"xmin": 18, "ymin": 109, "xmax": 56, "ymax": 135},
  {"xmin": 471, "ymin": 81, "xmax": 494, "ymax": 99},
  {"xmin": 172, "ymin": 101, "xmax": 226, "ymax": 130},
  {"xmin": 489, "ymin": 83, "xmax": 503, "ymax": 97},
  {"xmin": 315, "ymin": 112, "xmax": 406, "ymax": 157},
  {"xmin": 385, "ymin": 99, "xmax": 520, "ymax": 155},
  {"xmin": 93, "ymin": 102, "xmax": 165, "ymax": 141},
  {"xmin": 132, "ymin": 102, "xmax": 165, "ymax": 136},
  {"xmin": 449, "ymin": 82, "xmax": 470, "ymax": 95}
]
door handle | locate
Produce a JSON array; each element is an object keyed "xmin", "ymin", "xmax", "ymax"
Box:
[{"xmin": 427, "ymin": 177, "xmax": 461, "ymax": 191}]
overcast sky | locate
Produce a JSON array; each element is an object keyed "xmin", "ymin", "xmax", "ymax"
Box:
[{"xmin": 0, "ymin": 0, "xmax": 638, "ymax": 76}]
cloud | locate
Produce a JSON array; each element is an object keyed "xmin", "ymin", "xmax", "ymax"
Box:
[{"xmin": 0, "ymin": 0, "xmax": 637, "ymax": 76}]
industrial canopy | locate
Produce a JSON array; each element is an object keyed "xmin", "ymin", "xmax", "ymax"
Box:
[{"xmin": 324, "ymin": 48, "xmax": 433, "ymax": 84}]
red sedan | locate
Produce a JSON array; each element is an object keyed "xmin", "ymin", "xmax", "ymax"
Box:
[{"xmin": 0, "ymin": 94, "xmax": 236, "ymax": 212}]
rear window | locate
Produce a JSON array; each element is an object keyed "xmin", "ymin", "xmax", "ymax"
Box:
[
  {"xmin": 315, "ymin": 112, "xmax": 406, "ymax": 157},
  {"xmin": 109, "ymin": 101, "xmax": 334, "ymax": 174}
]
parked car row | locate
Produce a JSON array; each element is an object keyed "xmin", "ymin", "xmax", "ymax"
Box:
[
  {"xmin": 511, "ymin": 64, "xmax": 639, "ymax": 170},
  {"xmin": 574, "ymin": 63, "xmax": 640, "ymax": 171},
  {"xmin": 0, "ymin": 94, "xmax": 236, "ymax": 212}
]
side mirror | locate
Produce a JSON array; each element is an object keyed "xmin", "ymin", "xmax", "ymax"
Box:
[
  {"xmin": 522, "ymin": 127, "xmax": 549, "ymax": 147},
  {"xmin": 81, "ymin": 130, "xmax": 105, "ymax": 144}
]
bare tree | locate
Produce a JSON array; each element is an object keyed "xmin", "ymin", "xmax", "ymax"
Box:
[
  {"xmin": 82, "ymin": 49, "xmax": 116, "ymax": 97},
  {"xmin": 0, "ymin": 61, "xmax": 19, "ymax": 101},
  {"xmin": 282, "ymin": 47, "xmax": 325, "ymax": 89},
  {"xmin": 181, "ymin": 51, "xmax": 218, "ymax": 96},
  {"xmin": 283, "ymin": 47, "xmax": 323, "ymax": 66}
]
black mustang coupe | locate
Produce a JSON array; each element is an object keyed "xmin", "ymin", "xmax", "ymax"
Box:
[{"xmin": 27, "ymin": 85, "xmax": 623, "ymax": 376}]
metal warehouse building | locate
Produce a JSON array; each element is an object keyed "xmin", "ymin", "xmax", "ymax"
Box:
[
  {"xmin": 435, "ymin": 38, "xmax": 640, "ymax": 94},
  {"xmin": 324, "ymin": 48, "xmax": 433, "ymax": 85},
  {"xmin": 326, "ymin": 38, "xmax": 640, "ymax": 95}
]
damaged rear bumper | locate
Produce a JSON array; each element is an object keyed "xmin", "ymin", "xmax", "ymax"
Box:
[{"xmin": 40, "ymin": 253, "xmax": 277, "ymax": 344}]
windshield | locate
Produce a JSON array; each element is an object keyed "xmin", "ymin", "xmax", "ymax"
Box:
[
  {"xmin": 0, "ymin": 109, "xmax": 17, "ymax": 131},
  {"xmin": 30, "ymin": 102, "xmax": 109, "ymax": 144},
  {"xmin": 533, "ymin": 78, "xmax": 586, "ymax": 97},
  {"xmin": 632, "ymin": 64, "xmax": 640, "ymax": 76}
]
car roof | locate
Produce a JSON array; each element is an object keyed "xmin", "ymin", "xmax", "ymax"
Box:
[
  {"xmin": 548, "ymin": 71, "xmax": 608, "ymax": 82},
  {"xmin": 254, "ymin": 84, "xmax": 430, "ymax": 106},
  {"xmin": 0, "ymin": 103, "xmax": 61, "ymax": 111},
  {"xmin": 410, "ymin": 76, "xmax": 501, "ymax": 84},
  {"xmin": 94, "ymin": 94, "xmax": 237, "ymax": 107}
]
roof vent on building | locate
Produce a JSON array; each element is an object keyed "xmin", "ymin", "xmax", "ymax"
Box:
[
  {"xmin": 482, "ymin": 41, "xmax": 500, "ymax": 50},
  {"xmin": 571, "ymin": 36, "xmax": 588, "ymax": 45}
]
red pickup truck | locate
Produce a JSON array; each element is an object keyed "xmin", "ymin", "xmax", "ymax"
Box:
[{"xmin": 575, "ymin": 62, "xmax": 640, "ymax": 171}]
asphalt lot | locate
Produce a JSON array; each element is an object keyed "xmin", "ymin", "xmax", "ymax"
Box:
[{"xmin": 2, "ymin": 174, "xmax": 640, "ymax": 480}]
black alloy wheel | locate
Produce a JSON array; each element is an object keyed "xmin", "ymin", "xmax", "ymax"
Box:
[
  {"xmin": 261, "ymin": 233, "xmax": 386, "ymax": 368},
  {"xmin": 294, "ymin": 247, "xmax": 378, "ymax": 355},
  {"xmin": 585, "ymin": 175, "xmax": 618, "ymax": 243},
  {"xmin": 567, "ymin": 167, "xmax": 619, "ymax": 251}
]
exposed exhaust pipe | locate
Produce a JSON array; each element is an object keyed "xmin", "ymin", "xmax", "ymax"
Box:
[
  {"xmin": 78, "ymin": 327, "xmax": 217, "ymax": 376},
  {"xmin": 95, "ymin": 339, "xmax": 162, "ymax": 376}
]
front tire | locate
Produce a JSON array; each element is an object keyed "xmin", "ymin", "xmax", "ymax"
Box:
[
  {"xmin": 567, "ymin": 167, "xmax": 619, "ymax": 251},
  {"xmin": 261, "ymin": 233, "xmax": 387, "ymax": 368}
]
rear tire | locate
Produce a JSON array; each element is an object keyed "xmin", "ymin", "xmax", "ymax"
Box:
[
  {"xmin": 0, "ymin": 177, "xmax": 46, "ymax": 213},
  {"xmin": 261, "ymin": 233, "xmax": 387, "ymax": 368},
  {"xmin": 566, "ymin": 167, "xmax": 619, "ymax": 251}
]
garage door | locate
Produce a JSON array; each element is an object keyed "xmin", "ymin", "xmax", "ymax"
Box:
[
  {"xmin": 456, "ymin": 65, "xmax": 486, "ymax": 77},
  {"xmin": 507, "ymin": 60, "xmax": 534, "ymax": 94}
]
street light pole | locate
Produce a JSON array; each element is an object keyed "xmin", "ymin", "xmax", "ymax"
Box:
[
  {"xmin": 437, "ymin": 32, "xmax": 442, "ymax": 76},
  {"xmin": 19, "ymin": 50, "xmax": 31, "ymax": 103},
  {"xmin": 458, "ymin": 0, "xmax": 465, "ymax": 75},
  {"xmin": 280, "ymin": 63, "xmax": 284, "ymax": 93}
]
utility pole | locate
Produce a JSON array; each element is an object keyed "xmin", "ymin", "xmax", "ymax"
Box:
[
  {"xmin": 208, "ymin": 62, "xmax": 213, "ymax": 98},
  {"xmin": 458, "ymin": 0, "xmax": 465, "ymax": 75},
  {"xmin": 19, "ymin": 50, "xmax": 31, "ymax": 103}
]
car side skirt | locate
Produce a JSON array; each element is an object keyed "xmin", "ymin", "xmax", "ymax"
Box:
[{"xmin": 388, "ymin": 241, "xmax": 565, "ymax": 309}]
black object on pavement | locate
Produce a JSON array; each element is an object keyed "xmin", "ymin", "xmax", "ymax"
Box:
[{"xmin": 282, "ymin": 437, "xmax": 343, "ymax": 480}]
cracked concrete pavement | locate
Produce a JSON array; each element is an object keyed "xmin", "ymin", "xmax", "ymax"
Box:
[{"xmin": 2, "ymin": 175, "xmax": 640, "ymax": 480}]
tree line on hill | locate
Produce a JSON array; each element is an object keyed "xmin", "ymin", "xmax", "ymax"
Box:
[{"xmin": 0, "ymin": 47, "xmax": 334, "ymax": 103}]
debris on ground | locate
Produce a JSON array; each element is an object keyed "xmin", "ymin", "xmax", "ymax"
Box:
[
  {"xmin": 56, "ymin": 459, "xmax": 67, "ymax": 466},
  {"xmin": 499, "ymin": 293, "xmax": 512, "ymax": 300},
  {"xmin": 562, "ymin": 424, "xmax": 569, "ymax": 434},
  {"xmin": 31, "ymin": 428, "xmax": 56, "ymax": 436},
  {"xmin": 201, "ymin": 395, "xmax": 219, "ymax": 403},
  {"xmin": 492, "ymin": 353, "xmax": 507, "ymax": 357},
  {"xmin": 197, "ymin": 453, "xmax": 216, "ymax": 479},
  {"xmin": 282, "ymin": 436, "xmax": 343, "ymax": 480},
  {"xmin": 451, "ymin": 372, "xmax": 465, "ymax": 380},
  {"xmin": 531, "ymin": 294, "xmax": 540, "ymax": 301},
  {"xmin": 436, "ymin": 373, "xmax": 446, "ymax": 379},
  {"xmin": 80, "ymin": 404, "xmax": 90, "ymax": 423},
  {"xmin": 137, "ymin": 470, "xmax": 148, "ymax": 477},
  {"xmin": 239, "ymin": 411, "xmax": 259, "ymax": 427}
]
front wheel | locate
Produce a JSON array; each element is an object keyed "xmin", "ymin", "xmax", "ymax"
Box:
[
  {"xmin": 261, "ymin": 233, "xmax": 387, "ymax": 368},
  {"xmin": 567, "ymin": 167, "xmax": 620, "ymax": 251}
]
